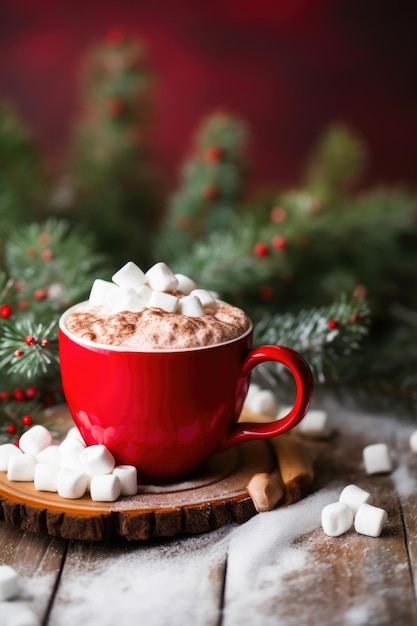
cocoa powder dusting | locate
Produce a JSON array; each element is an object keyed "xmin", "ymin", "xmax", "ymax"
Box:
[{"xmin": 65, "ymin": 302, "xmax": 250, "ymax": 349}]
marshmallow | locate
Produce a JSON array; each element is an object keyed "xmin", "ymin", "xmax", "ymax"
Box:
[
  {"xmin": 148, "ymin": 290, "xmax": 179, "ymax": 313},
  {"xmin": 0, "ymin": 564, "xmax": 20, "ymax": 601},
  {"xmin": 90, "ymin": 474, "xmax": 121, "ymax": 502},
  {"xmin": 65, "ymin": 426, "xmax": 86, "ymax": 445},
  {"xmin": 0, "ymin": 443, "xmax": 23, "ymax": 471},
  {"xmin": 410, "ymin": 429, "xmax": 417, "ymax": 452},
  {"xmin": 36, "ymin": 444, "xmax": 61, "ymax": 466},
  {"xmin": 88, "ymin": 279, "xmax": 116, "ymax": 306},
  {"xmin": 339, "ymin": 484, "xmax": 373, "ymax": 517},
  {"xmin": 146, "ymin": 262, "xmax": 178, "ymax": 292},
  {"xmin": 59, "ymin": 436, "xmax": 86, "ymax": 457},
  {"xmin": 7, "ymin": 454, "xmax": 36, "ymax": 482},
  {"xmin": 136, "ymin": 284, "xmax": 153, "ymax": 302},
  {"xmin": 321, "ymin": 501, "xmax": 354, "ymax": 537},
  {"xmin": 244, "ymin": 388, "xmax": 278, "ymax": 419},
  {"xmin": 34, "ymin": 462, "xmax": 59, "ymax": 492},
  {"xmin": 298, "ymin": 409, "xmax": 331, "ymax": 439},
  {"xmin": 0, "ymin": 605, "xmax": 39, "ymax": 626},
  {"xmin": 57, "ymin": 467, "xmax": 88, "ymax": 499},
  {"xmin": 112, "ymin": 465, "xmax": 138, "ymax": 496},
  {"xmin": 190, "ymin": 288, "xmax": 218, "ymax": 314},
  {"xmin": 354, "ymin": 503, "xmax": 388, "ymax": 537},
  {"xmin": 79, "ymin": 444, "xmax": 115, "ymax": 476},
  {"xmin": 177, "ymin": 295, "xmax": 205, "ymax": 317},
  {"xmin": 19, "ymin": 425, "xmax": 53, "ymax": 456},
  {"xmin": 363, "ymin": 443, "xmax": 393, "ymax": 474},
  {"xmin": 106, "ymin": 287, "xmax": 147, "ymax": 313},
  {"xmin": 246, "ymin": 383, "xmax": 261, "ymax": 401},
  {"xmin": 112, "ymin": 261, "xmax": 146, "ymax": 289},
  {"xmin": 175, "ymin": 273, "xmax": 198, "ymax": 295}
]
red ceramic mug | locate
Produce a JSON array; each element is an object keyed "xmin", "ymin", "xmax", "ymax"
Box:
[{"xmin": 59, "ymin": 306, "xmax": 314, "ymax": 484}]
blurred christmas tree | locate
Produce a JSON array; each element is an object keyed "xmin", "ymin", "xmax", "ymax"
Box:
[{"xmin": 2, "ymin": 30, "xmax": 417, "ymax": 444}]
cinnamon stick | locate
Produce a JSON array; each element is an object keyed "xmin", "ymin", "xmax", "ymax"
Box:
[
  {"xmin": 270, "ymin": 433, "xmax": 314, "ymax": 504},
  {"xmin": 247, "ymin": 465, "xmax": 284, "ymax": 512}
]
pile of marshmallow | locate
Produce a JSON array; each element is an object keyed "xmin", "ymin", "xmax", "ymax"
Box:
[
  {"xmin": 0, "ymin": 425, "xmax": 137, "ymax": 502},
  {"xmin": 322, "ymin": 484, "xmax": 387, "ymax": 538},
  {"xmin": 89, "ymin": 261, "xmax": 218, "ymax": 317}
]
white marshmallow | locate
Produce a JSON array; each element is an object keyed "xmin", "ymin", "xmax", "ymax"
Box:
[
  {"xmin": 88, "ymin": 279, "xmax": 116, "ymax": 306},
  {"xmin": 19, "ymin": 425, "xmax": 53, "ymax": 456},
  {"xmin": 363, "ymin": 443, "xmax": 393, "ymax": 474},
  {"xmin": 190, "ymin": 288, "xmax": 218, "ymax": 314},
  {"xmin": 112, "ymin": 465, "xmax": 138, "ymax": 496},
  {"xmin": 0, "ymin": 443, "xmax": 23, "ymax": 471},
  {"xmin": 148, "ymin": 289, "xmax": 179, "ymax": 313},
  {"xmin": 79, "ymin": 444, "xmax": 115, "ymax": 476},
  {"xmin": 321, "ymin": 501, "xmax": 353, "ymax": 537},
  {"xmin": 339, "ymin": 484, "xmax": 373, "ymax": 517},
  {"xmin": 59, "ymin": 436, "xmax": 86, "ymax": 457},
  {"xmin": 409, "ymin": 429, "xmax": 417, "ymax": 452},
  {"xmin": 106, "ymin": 287, "xmax": 147, "ymax": 313},
  {"xmin": 112, "ymin": 261, "xmax": 146, "ymax": 289},
  {"xmin": 298, "ymin": 409, "xmax": 331, "ymax": 439},
  {"xmin": 36, "ymin": 444, "xmax": 61, "ymax": 466},
  {"xmin": 177, "ymin": 294, "xmax": 205, "ymax": 317},
  {"xmin": 0, "ymin": 564, "xmax": 20, "ymax": 601},
  {"xmin": 136, "ymin": 284, "xmax": 153, "ymax": 302},
  {"xmin": 65, "ymin": 426, "xmax": 86, "ymax": 445},
  {"xmin": 245, "ymin": 383, "xmax": 261, "ymax": 401},
  {"xmin": 34, "ymin": 462, "xmax": 59, "ymax": 492},
  {"xmin": 175, "ymin": 273, "xmax": 198, "ymax": 295},
  {"xmin": 146, "ymin": 262, "xmax": 178, "ymax": 292},
  {"xmin": 7, "ymin": 454, "xmax": 36, "ymax": 482},
  {"xmin": 244, "ymin": 389, "xmax": 279, "ymax": 419},
  {"xmin": 57, "ymin": 467, "xmax": 88, "ymax": 499},
  {"xmin": 0, "ymin": 605, "xmax": 39, "ymax": 626},
  {"xmin": 90, "ymin": 474, "xmax": 121, "ymax": 502},
  {"xmin": 354, "ymin": 502, "xmax": 388, "ymax": 537}
]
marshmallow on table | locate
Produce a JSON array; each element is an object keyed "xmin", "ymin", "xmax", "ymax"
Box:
[
  {"xmin": 321, "ymin": 501, "xmax": 354, "ymax": 537},
  {"xmin": 177, "ymin": 294, "xmax": 205, "ymax": 317},
  {"xmin": 339, "ymin": 484, "xmax": 373, "ymax": 517},
  {"xmin": 175, "ymin": 273, "xmax": 198, "ymax": 295},
  {"xmin": 36, "ymin": 444, "xmax": 61, "ymax": 466},
  {"xmin": 57, "ymin": 467, "xmax": 88, "ymax": 499},
  {"xmin": 113, "ymin": 465, "xmax": 138, "ymax": 496},
  {"xmin": 244, "ymin": 388, "xmax": 279, "ymax": 419},
  {"xmin": 190, "ymin": 288, "xmax": 218, "ymax": 314},
  {"xmin": 112, "ymin": 261, "xmax": 146, "ymax": 289},
  {"xmin": 7, "ymin": 454, "xmax": 36, "ymax": 482},
  {"xmin": 354, "ymin": 502, "xmax": 388, "ymax": 537},
  {"xmin": 363, "ymin": 443, "xmax": 393, "ymax": 474},
  {"xmin": 59, "ymin": 436, "xmax": 86, "ymax": 470},
  {"xmin": 88, "ymin": 279, "xmax": 116, "ymax": 306},
  {"xmin": 79, "ymin": 444, "xmax": 115, "ymax": 476},
  {"xmin": 90, "ymin": 474, "xmax": 121, "ymax": 502},
  {"xmin": 0, "ymin": 564, "xmax": 20, "ymax": 601},
  {"xmin": 298, "ymin": 409, "xmax": 331, "ymax": 439},
  {"xmin": 146, "ymin": 262, "xmax": 178, "ymax": 292},
  {"xmin": 65, "ymin": 426, "xmax": 86, "ymax": 445},
  {"xmin": 34, "ymin": 462, "xmax": 59, "ymax": 492},
  {"xmin": 148, "ymin": 289, "xmax": 179, "ymax": 313},
  {"xmin": 19, "ymin": 425, "xmax": 53, "ymax": 456},
  {"xmin": 409, "ymin": 430, "xmax": 417, "ymax": 452},
  {"xmin": 0, "ymin": 443, "xmax": 23, "ymax": 472}
]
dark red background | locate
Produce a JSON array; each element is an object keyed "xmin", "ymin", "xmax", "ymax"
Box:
[{"xmin": 1, "ymin": 0, "xmax": 416, "ymax": 192}]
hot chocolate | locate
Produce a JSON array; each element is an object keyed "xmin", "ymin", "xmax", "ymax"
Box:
[{"xmin": 64, "ymin": 261, "xmax": 250, "ymax": 350}]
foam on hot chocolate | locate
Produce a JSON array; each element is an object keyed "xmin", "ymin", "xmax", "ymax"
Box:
[
  {"xmin": 65, "ymin": 301, "xmax": 250, "ymax": 349},
  {"xmin": 64, "ymin": 261, "xmax": 250, "ymax": 349}
]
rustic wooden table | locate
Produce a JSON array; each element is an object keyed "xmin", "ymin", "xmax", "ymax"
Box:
[{"xmin": 1, "ymin": 396, "xmax": 417, "ymax": 626}]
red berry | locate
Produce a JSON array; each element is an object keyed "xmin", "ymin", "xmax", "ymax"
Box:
[
  {"xmin": 328, "ymin": 319, "xmax": 338, "ymax": 330},
  {"xmin": 40, "ymin": 338, "xmax": 50, "ymax": 348},
  {"xmin": 34, "ymin": 289, "xmax": 46, "ymax": 301},
  {"xmin": 1, "ymin": 304, "xmax": 13, "ymax": 319},
  {"xmin": 26, "ymin": 386, "xmax": 38, "ymax": 398},
  {"xmin": 272, "ymin": 235, "xmax": 287, "ymax": 250},
  {"xmin": 253, "ymin": 242, "xmax": 269, "ymax": 257},
  {"xmin": 21, "ymin": 415, "xmax": 33, "ymax": 427},
  {"xmin": 270, "ymin": 206, "xmax": 287, "ymax": 223},
  {"xmin": 13, "ymin": 389, "xmax": 26, "ymax": 402},
  {"xmin": 7, "ymin": 424, "xmax": 17, "ymax": 435},
  {"xmin": 25, "ymin": 335, "xmax": 36, "ymax": 346},
  {"xmin": 204, "ymin": 146, "xmax": 223, "ymax": 163},
  {"xmin": 41, "ymin": 249, "xmax": 53, "ymax": 261},
  {"xmin": 14, "ymin": 350, "xmax": 24, "ymax": 358},
  {"xmin": 0, "ymin": 391, "xmax": 9, "ymax": 401}
]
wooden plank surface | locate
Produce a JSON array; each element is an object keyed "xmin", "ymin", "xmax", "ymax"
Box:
[{"xmin": 1, "ymin": 398, "xmax": 417, "ymax": 626}]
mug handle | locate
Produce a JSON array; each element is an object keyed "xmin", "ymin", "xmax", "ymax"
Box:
[{"xmin": 219, "ymin": 345, "xmax": 314, "ymax": 451}]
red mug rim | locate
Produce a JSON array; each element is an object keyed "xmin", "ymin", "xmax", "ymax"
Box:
[{"xmin": 59, "ymin": 302, "xmax": 254, "ymax": 354}]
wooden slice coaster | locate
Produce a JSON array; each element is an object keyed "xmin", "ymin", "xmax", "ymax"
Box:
[{"xmin": 0, "ymin": 439, "xmax": 275, "ymax": 542}]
